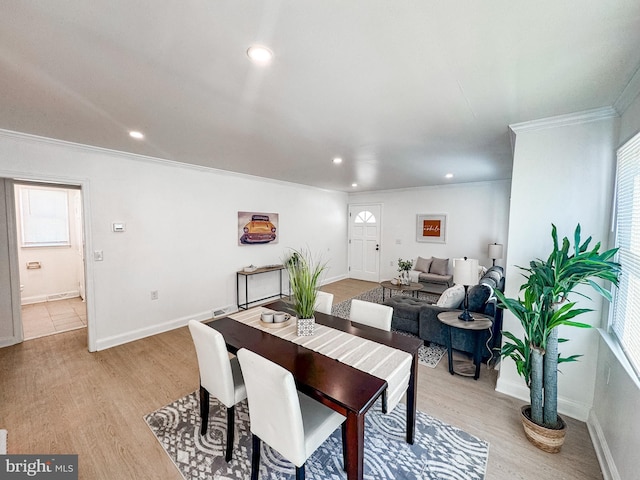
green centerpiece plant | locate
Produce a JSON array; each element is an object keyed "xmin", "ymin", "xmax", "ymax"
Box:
[
  {"xmin": 496, "ymin": 224, "xmax": 620, "ymax": 452},
  {"xmin": 284, "ymin": 248, "xmax": 326, "ymax": 334},
  {"xmin": 398, "ymin": 258, "xmax": 413, "ymax": 285}
]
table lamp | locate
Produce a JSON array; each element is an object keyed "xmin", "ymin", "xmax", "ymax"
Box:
[
  {"xmin": 453, "ymin": 257, "xmax": 479, "ymax": 321},
  {"xmin": 488, "ymin": 243, "xmax": 503, "ymax": 266}
]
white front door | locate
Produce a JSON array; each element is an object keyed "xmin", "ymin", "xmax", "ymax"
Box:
[{"xmin": 348, "ymin": 204, "xmax": 381, "ymax": 282}]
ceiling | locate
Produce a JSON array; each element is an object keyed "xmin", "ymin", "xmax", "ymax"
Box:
[{"xmin": 1, "ymin": 1, "xmax": 640, "ymax": 192}]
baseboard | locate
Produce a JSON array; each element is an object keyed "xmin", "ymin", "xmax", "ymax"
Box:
[
  {"xmin": 21, "ymin": 290, "xmax": 80, "ymax": 305},
  {"xmin": 588, "ymin": 410, "xmax": 621, "ymax": 480},
  {"xmin": 94, "ymin": 309, "xmax": 214, "ymax": 351},
  {"xmin": 495, "ymin": 376, "xmax": 591, "ymax": 421}
]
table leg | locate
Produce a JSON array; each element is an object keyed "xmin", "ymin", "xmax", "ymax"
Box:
[
  {"xmin": 344, "ymin": 411, "xmax": 365, "ymax": 480},
  {"xmin": 406, "ymin": 352, "xmax": 418, "ymax": 444},
  {"xmin": 446, "ymin": 325, "xmax": 454, "ymax": 376},
  {"xmin": 382, "ymin": 287, "xmax": 386, "ymax": 302},
  {"xmin": 473, "ymin": 331, "xmax": 485, "ymax": 380}
]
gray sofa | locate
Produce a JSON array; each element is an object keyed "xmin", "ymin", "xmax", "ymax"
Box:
[
  {"xmin": 384, "ymin": 266, "xmax": 505, "ymax": 359},
  {"xmin": 410, "ymin": 256, "xmax": 453, "ymax": 294}
]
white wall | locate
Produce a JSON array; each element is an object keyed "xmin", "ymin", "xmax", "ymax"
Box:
[
  {"xmin": 589, "ymin": 92, "xmax": 640, "ymax": 480},
  {"xmin": 497, "ymin": 110, "xmax": 619, "ymax": 423},
  {"xmin": 15, "ymin": 186, "xmax": 84, "ymax": 304},
  {"xmin": 0, "ymin": 130, "xmax": 348, "ymax": 351},
  {"xmin": 348, "ymin": 180, "xmax": 511, "ymax": 278}
]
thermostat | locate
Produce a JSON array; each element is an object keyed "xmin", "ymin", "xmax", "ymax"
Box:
[{"xmin": 112, "ymin": 223, "xmax": 126, "ymax": 232}]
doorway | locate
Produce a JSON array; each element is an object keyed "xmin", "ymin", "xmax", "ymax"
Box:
[
  {"xmin": 14, "ymin": 182, "xmax": 87, "ymax": 340},
  {"xmin": 348, "ymin": 204, "xmax": 382, "ymax": 282}
]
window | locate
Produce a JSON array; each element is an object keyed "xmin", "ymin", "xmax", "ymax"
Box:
[
  {"xmin": 354, "ymin": 210, "xmax": 376, "ymax": 224},
  {"xmin": 18, "ymin": 186, "xmax": 70, "ymax": 247},
  {"xmin": 611, "ymin": 131, "xmax": 640, "ymax": 376}
]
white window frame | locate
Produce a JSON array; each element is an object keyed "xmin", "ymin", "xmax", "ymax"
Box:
[
  {"xmin": 610, "ymin": 130, "xmax": 640, "ymax": 378},
  {"xmin": 18, "ymin": 185, "xmax": 71, "ymax": 248}
]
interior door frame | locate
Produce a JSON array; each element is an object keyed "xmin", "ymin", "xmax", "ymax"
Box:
[
  {"xmin": 347, "ymin": 203, "xmax": 383, "ymax": 282},
  {"xmin": 0, "ymin": 173, "xmax": 96, "ymax": 352}
]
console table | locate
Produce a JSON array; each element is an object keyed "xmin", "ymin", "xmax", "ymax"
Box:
[{"xmin": 236, "ymin": 265, "xmax": 286, "ymax": 310}]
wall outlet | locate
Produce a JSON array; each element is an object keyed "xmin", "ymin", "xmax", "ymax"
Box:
[
  {"xmin": 150, "ymin": 290, "xmax": 159, "ymax": 300},
  {"xmin": 389, "ymin": 260, "xmax": 394, "ymax": 266}
]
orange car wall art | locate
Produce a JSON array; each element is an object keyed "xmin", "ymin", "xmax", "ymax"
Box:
[{"xmin": 238, "ymin": 211, "xmax": 279, "ymax": 245}]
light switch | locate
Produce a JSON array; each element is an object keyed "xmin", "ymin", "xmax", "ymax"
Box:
[
  {"xmin": 94, "ymin": 250, "xmax": 104, "ymax": 261},
  {"xmin": 112, "ymin": 223, "xmax": 126, "ymax": 232}
]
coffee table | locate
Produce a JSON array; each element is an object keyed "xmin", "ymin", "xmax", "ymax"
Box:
[
  {"xmin": 380, "ymin": 280, "xmax": 423, "ymax": 301},
  {"xmin": 437, "ymin": 311, "xmax": 492, "ymax": 380}
]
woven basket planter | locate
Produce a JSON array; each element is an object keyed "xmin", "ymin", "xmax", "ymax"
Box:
[
  {"xmin": 520, "ymin": 405, "xmax": 566, "ymax": 453},
  {"xmin": 297, "ymin": 316, "xmax": 315, "ymax": 336}
]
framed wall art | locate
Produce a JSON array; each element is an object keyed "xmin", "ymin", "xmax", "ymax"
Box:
[
  {"xmin": 238, "ymin": 211, "xmax": 279, "ymax": 245},
  {"xmin": 416, "ymin": 214, "xmax": 447, "ymax": 243}
]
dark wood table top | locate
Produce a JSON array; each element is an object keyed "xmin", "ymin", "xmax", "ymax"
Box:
[{"xmin": 205, "ymin": 315, "xmax": 386, "ymax": 416}]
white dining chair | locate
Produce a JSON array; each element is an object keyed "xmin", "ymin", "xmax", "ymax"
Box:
[
  {"xmin": 188, "ymin": 320, "xmax": 247, "ymax": 462},
  {"xmin": 314, "ymin": 291, "xmax": 334, "ymax": 315},
  {"xmin": 349, "ymin": 299, "xmax": 393, "ymax": 331},
  {"xmin": 237, "ymin": 348, "xmax": 346, "ymax": 480},
  {"xmin": 349, "ymin": 299, "xmax": 397, "ymax": 413}
]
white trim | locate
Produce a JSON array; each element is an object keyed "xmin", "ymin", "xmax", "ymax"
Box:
[
  {"xmin": 613, "ymin": 63, "xmax": 640, "ymax": 116},
  {"xmin": 588, "ymin": 410, "xmax": 621, "ymax": 480},
  {"xmin": 509, "ymin": 107, "xmax": 619, "ymax": 134},
  {"xmin": 20, "ymin": 290, "xmax": 81, "ymax": 305},
  {"xmin": 94, "ymin": 309, "xmax": 215, "ymax": 351},
  {"xmin": 0, "ymin": 128, "xmax": 341, "ymax": 194}
]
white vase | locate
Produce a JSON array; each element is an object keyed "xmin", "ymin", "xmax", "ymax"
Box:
[
  {"xmin": 400, "ymin": 271, "xmax": 410, "ymax": 285},
  {"xmin": 296, "ymin": 316, "xmax": 315, "ymax": 336}
]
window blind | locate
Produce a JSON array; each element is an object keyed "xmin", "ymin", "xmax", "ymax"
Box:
[{"xmin": 612, "ymin": 131, "xmax": 640, "ymax": 376}]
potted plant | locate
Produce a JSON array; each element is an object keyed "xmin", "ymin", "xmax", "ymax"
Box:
[
  {"xmin": 495, "ymin": 224, "xmax": 620, "ymax": 453},
  {"xmin": 397, "ymin": 258, "xmax": 413, "ymax": 285},
  {"xmin": 284, "ymin": 248, "xmax": 326, "ymax": 336}
]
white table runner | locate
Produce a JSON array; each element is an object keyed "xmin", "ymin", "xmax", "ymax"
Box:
[{"xmin": 229, "ymin": 307, "xmax": 412, "ymax": 412}]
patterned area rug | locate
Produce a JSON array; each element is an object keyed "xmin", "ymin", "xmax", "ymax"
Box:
[
  {"xmin": 145, "ymin": 393, "xmax": 489, "ymax": 480},
  {"xmin": 331, "ymin": 287, "xmax": 446, "ymax": 368}
]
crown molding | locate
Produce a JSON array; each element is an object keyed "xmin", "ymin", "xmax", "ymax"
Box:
[
  {"xmin": 509, "ymin": 106, "xmax": 618, "ymax": 134},
  {"xmin": 614, "ymin": 62, "xmax": 640, "ymax": 115}
]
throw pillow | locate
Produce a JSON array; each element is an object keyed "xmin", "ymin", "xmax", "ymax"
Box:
[
  {"xmin": 429, "ymin": 257, "xmax": 449, "ymax": 276},
  {"xmin": 436, "ymin": 284, "xmax": 465, "ymax": 308},
  {"xmin": 467, "ymin": 284, "xmax": 492, "ymax": 312},
  {"xmin": 414, "ymin": 256, "xmax": 432, "ymax": 273}
]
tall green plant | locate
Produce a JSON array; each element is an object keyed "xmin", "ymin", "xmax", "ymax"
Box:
[
  {"xmin": 497, "ymin": 224, "xmax": 620, "ymax": 429},
  {"xmin": 284, "ymin": 248, "xmax": 326, "ymax": 319}
]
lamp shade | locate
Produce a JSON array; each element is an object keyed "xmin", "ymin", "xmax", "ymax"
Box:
[
  {"xmin": 453, "ymin": 257, "xmax": 479, "ymax": 286},
  {"xmin": 488, "ymin": 243, "xmax": 503, "ymax": 260}
]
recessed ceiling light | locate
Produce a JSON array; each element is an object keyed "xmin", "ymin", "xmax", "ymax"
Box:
[
  {"xmin": 333, "ymin": 157, "xmax": 343, "ymax": 164},
  {"xmin": 247, "ymin": 45, "xmax": 273, "ymax": 65},
  {"xmin": 351, "ymin": 183, "xmax": 358, "ymax": 187},
  {"xmin": 129, "ymin": 131, "xmax": 144, "ymax": 140},
  {"xmin": 445, "ymin": 173, "xmax": 454, "ymax": 179}
]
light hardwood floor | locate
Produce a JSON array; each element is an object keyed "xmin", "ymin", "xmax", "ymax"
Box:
[{"xmin": 0, "ymin": 279, "xmax": 603, "ymax": 479}]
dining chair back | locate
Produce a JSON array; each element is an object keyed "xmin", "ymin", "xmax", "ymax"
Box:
[
  {"xmin": 237, "ymin": 348, "xmax": 346, "ymax": 480},
  {"xmin": 188, "ymin": 320, "xmax": 247, "ymax": 462},
  {"xmin": 349, "ymin": 299, "xmax": 393, "ymax": 331},
  {"xmin": 314, "ymin": 291, "xmax": 334, "ymax": 315}
]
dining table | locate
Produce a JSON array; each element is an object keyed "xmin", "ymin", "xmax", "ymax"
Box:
[{"xmin": 205, "ymin": 299, "xmax": 422, "ymax": 480}]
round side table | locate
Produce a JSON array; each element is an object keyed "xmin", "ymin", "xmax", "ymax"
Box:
[{"xmin": 437, "ymin": 311, "xmax": 492, "ymax": 380}]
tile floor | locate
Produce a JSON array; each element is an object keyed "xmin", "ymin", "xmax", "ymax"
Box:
[{"xmin": 21, "ymin": 297, "xmax": 87, "ymax": 340}]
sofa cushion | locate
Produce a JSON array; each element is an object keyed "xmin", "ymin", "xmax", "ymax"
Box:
[
  {"xmin": 418, "ymin": 272, "xmax": 454, "ymax": 285},
  {"xmin": 436, "ymin": 284, "xmax": 465, "ymax": 308},
  {"xmin": 467, "ymin": 284, "xmax": 492, "ymax": 312},
  {"xmin": 429, "ymin": 257, "xmax": 449, "ymax": 275},
  {"xmin": 414, "ymin": 256, "xmax": 432, "ymax": 273}
]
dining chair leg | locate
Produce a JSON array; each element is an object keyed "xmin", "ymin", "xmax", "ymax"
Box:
[
  {"xmin": 225, "ymin": 405, "xmax": 235, "ymax": 462},
  {"xmin": 295, "ymin": 465, "xmax": 305, "ymax": 480},
  {"xmin": 251, "ymin": 435, "xmax": 261, "ymax": 480},
  {"xmin": 199, "ymin": 385, "xmax": 210, "ymax": 435}
]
